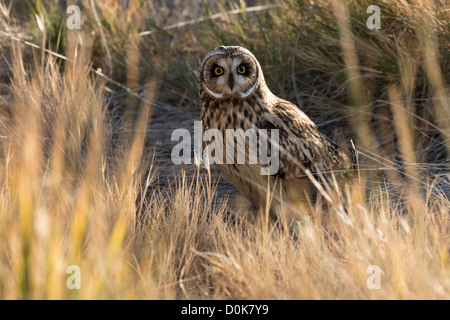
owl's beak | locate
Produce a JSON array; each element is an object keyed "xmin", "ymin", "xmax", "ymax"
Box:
[{"xmin": 228, "ymin": 75, "xmax": 234, "ymax": 91}]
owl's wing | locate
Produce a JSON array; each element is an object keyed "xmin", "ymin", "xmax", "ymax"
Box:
[{"xmin": 257, "ymin": 100, "xmax": 350, "ymax": 180}]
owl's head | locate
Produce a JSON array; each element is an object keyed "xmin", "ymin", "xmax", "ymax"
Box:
[{"xmin": 199, "ymin": 46, "xmax": 265, "ymax": 100}]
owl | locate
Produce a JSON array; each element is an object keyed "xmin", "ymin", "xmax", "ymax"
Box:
[{"xmin": 199, "ymin": 46, "xmax": 352, "ymax": 217}]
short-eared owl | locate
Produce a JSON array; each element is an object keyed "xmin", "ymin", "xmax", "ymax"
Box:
[{"xmin": 199, "ymin": 46, "xmax": 351, "ymax": 216}]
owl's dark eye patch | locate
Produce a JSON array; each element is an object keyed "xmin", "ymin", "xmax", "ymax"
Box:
[
  {"xmin": 211, "ymin": 64, "xmax": 224, "ymax": 77},
  {"xmin": 236, "ymin": 63, "xmax": 251, "ymax": 76}
]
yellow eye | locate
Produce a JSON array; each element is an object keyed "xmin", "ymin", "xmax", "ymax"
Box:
[
  {"xmin": 237, "ymin": 65, "xmax": 246, "ymax": 74},
  {"xmin": 214, "ymin": 67, "xmax": 224, "ymax": 76}
]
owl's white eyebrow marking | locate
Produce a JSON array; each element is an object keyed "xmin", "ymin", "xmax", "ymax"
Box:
[
  {"xmin": 232, "ymin": 51, "xmax": 244, "ymax": 56},
  {"xmin": 217, "ymin": 59, "xmax": 227, "ymax": 68},
  {"xmin": 232, "ymin": 59, "xmax": 242, "ymax": 69}
]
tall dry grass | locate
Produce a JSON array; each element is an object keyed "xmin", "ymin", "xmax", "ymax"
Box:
[{"xmin": 0, "ymin": 0, "xmax": 448, "ymax": 299}]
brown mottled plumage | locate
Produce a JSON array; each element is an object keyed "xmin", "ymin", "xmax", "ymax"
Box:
[{"xmin": 199, "ymin": 46, "xmax": 351, "ymax": 216}]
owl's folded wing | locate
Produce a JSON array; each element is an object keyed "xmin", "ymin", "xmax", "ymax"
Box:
[{"xmin": 257, "ymin": 100, "xmax": 351, "ymax": 180}]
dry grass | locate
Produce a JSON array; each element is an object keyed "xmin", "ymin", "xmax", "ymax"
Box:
[{"xmin": 0, "ymin": 0, "xmax": 448, "ymax": 299}]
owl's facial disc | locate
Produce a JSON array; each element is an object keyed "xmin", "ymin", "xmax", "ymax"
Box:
[{"xmin": 201, "ymin": 48, "xmax": 259, "ymax": 99}]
